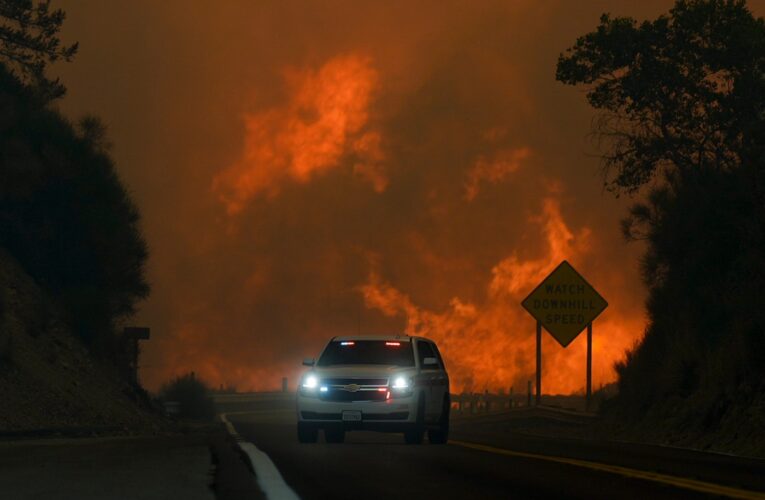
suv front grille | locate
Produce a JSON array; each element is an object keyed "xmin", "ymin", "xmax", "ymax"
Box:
[
  {"xmin": 317, "ymin": 377, "xmax": 390, "ymax": 402},
  {"xmin": 319, "ymin": 389, "xmax": 388, "ymax": 402}
]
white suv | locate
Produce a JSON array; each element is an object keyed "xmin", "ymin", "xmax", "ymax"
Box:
[{"xmin": 296, "ymin": 335, "xmax": 450, "ymax": 444}]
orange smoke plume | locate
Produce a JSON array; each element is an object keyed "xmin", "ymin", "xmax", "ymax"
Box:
[
  {"xmin": 361, "ymin": 196, "xmax": 642, "ymax": 394},
  {"xmin": 213, "ymin": 54, "xmax": 384, "ymax": 214},
  {"xmin": 464, "ymin": 147, "xmax": 531, "ymax": 201}
]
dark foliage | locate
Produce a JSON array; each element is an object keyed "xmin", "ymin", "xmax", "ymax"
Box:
[
  {"xmin": 557, "ymin": 0, "xmax": 765, "ymax": 194},
  {"xmin": 0, "ymin": 0, "xmax": 78, "ymax": 100},
  {"xmin": 614, "ymin": 167, "xmax": 765, "ymax": 422},
  {"xmin": 557, "ymin": 0, "xmax": 765, "ymax": 431},
  {"xmin": 0, "ymin": 63, "xmax": 149, "ymax": 354},
  {"xmin": 158, "ymin": 373, "xmax": 215, "ymax": 421}
]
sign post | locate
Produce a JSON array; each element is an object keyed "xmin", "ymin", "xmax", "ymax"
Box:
[
  {"xmin": 124, "ymin": 327, "xmax": 151, "ymax": 385},
  {"xmin": 536, "ymin": 321, "xmax": 542, "ymax": 406},
  {"xmin": 521, "ymin": 261, "xmax": 607, "ymax": 409},
  {"xmin": 586, "ymin": 322, "xmax": 593, "ymax": 407}
]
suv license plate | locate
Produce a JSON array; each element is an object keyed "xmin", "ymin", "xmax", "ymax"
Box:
[{"xmin": 342, "ymin": 411, "xmax": 362, "ymax": 422}]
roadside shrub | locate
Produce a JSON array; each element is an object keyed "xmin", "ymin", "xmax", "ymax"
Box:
[{"xmin": 158, "ymin": 372, "xmax": 215, "ymax": 421}]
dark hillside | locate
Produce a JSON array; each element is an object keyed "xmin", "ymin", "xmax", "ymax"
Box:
[
  {"xmin": 597, "ymin": 165, "xmax": 765, "ymax": 456},
  {"xmin": 557, "ymin": 0, "xmax": 765, "ymax": 455},
  {"xmin": 0, "ymin": 249, "xmax": 161, "ymax": 433},
  {"xmin": 0, "ymin": 3, "xmax": 154, "ymax": 431}
]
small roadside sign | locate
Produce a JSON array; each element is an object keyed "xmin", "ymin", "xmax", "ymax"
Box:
[{"xmin": 522, "ymin": 261, "xmax": 607, "ymax": 348}]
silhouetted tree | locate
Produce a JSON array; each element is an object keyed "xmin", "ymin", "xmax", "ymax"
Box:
[
  {"xmin": 557, "ymin": 0, "xmax": 765, "ymax": 436},
  {"xmin": 557, "ymin": 0, "xmax": 765, "ymax": 194},
  {"xmin": 0, "ymin": 62, "xmax": 149, "ymax": 354},
  {"xmin": 0, "ymin": 2, "xmax": 148, "ymax": 360},
  {"xmin": 0, "ymin": 0, "xmax": 78, "ymax": 99}
]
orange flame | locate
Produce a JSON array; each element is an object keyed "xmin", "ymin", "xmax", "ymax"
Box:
[
  {"xmin": 361, "ymin": 196, "xmax": 643, "ymax": 394},
  {"xmin": 213, "ymin": 54, "xmax": 384, "ymax": 214}
]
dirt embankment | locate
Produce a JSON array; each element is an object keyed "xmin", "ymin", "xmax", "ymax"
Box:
[
  {"xmin": 0, "ymin": 249, "xmax": 163, "ymax": 434},
  {"xmin": 599, "ymin": 395, "xmax": 765, "ymax": 459},
  {"xmin": 453, "ymin": 392, "xmax": 765, "ymax": 459}
]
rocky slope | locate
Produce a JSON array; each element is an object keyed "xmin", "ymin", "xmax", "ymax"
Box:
[{"xmin": 0, "ymin": 249, "xmax": 163, "ymax": 434}]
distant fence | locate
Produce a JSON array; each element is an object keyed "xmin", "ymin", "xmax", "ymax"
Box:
[
  {"xmin": 209, "ymin": 379, "xmax": 592, "ymax": 413},
  {"xmin": 450, "ymin": 391, "xmax": 524, "ymax": 413},
  {"xmin": 450, "ymin": 391, "xmax": 591, "ymax": 413}
]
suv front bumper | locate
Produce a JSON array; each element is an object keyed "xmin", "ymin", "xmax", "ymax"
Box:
[{"xmin": 296, "ymin": 393, "xmax": 417, "ymax": 430}]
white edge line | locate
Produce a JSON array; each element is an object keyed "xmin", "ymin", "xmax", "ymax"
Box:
[{"xmin": 219, "ymin": 413, "xmax": 300, "ymax": 500}]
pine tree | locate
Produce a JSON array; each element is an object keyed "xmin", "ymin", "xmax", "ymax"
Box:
[{"xmin": 0, "ymin": 0, "xmax": 77, "ymax": 99}]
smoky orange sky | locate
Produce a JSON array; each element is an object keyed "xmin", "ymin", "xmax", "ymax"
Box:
[{"xmin": 53, "ymin": 1, "xmax": 761, "ymax": 394}]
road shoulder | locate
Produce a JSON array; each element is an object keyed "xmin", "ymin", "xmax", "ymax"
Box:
[{"xmin": 0, "ymin": 426, "xmax": 263, "ymax": 500}]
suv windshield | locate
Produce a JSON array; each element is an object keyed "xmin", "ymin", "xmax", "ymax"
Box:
[{"xmin": 317, "ymin": 340, "xmax": 415, "ymax": 367}]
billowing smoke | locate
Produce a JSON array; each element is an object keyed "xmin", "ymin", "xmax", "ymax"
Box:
[
  {"xmin": 54, "ymin": 0, "xmax": 679, "ymax": 393},
  {"xmin": 213, "ymin": 54, "xmax": 384, "ymax": 212}
]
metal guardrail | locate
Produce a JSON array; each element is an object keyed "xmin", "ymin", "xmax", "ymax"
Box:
[
  {"xmin": 450, "ymin": 392, "xmax": 595, "ymax": 414},
  {"xmin": 451, "ymin": 392, "xmax": 522, "ymax": 414},
  {"xmin": 209, "ymin": 390, "xmax": 595, "ymax": 415}
]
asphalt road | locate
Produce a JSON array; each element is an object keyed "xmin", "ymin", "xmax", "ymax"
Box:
[
  {"xmin": 220, "ymin": 394, "xmax": 765, "ymax": 500},
  {"xmin": 0, "ymin": 434, "xmax": 215, "ymax": 500}
]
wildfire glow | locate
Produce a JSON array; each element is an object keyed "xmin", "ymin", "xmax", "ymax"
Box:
[
  {"xmin": 464, "ymin": 147, "xmax": 531, "ymax": 201},
  {"xmin": 128, "ymin": 21, "xmax": 649, "ymax": 396},
  {"xmin": 213, "ymin": 54, "xmax": 384, "ymax": 214},
  {"xmin": 361, "ymin": 196, "xmax": 643, "ymax": 394}
]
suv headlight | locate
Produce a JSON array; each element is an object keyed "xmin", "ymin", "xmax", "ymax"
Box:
[
  {"xmin": 300, "ymin": 374, "xmax": 320, "ymax": 396},
  {"xmin": 302, "ymin": 374, "xmax": 319, "ymax": 389},
  {"xmin": 392, "ymin": 376, "xmax": 410, "ymax": 389},
  {"xmin": 390, "ymin": 376, "xmax": 413, "ymax": 397}
]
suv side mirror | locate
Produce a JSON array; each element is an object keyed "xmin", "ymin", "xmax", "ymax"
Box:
[
  {"xmin": 423, "ymin": 356, "xmax": 438, "ymax": 367},
  {"xmin": 302, "ymin": 358, "xmax": 315, "ymax": 366}
]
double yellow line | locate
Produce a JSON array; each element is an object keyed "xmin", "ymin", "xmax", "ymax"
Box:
[{"xmin": 450, "ymin": 440, "xmax": 765, "ymax": 500}]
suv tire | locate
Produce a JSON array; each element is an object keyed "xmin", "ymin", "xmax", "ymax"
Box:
[
  {"xmin": 325, "ymin": 427, "xmax": 345, "ymax": 443},
  {"xmin": 428, "ymin": 397, "xmax": 450, "ymax": 444},
  {"xmin": 297, "ymin": 422, "xmax": 318, "ymax": 443},
  {"xmin": 404, "ymin": 394, "xmax": 426, "ymax": 444}
]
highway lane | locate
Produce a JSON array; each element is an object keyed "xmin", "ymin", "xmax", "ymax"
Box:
[{"xmin": 221, "ymin": 394, "xmax": 765, "ymax": 500}]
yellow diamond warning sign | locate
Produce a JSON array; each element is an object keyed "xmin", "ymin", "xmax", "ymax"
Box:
[{"xmin": 522, "ymin": 260, "xmax": 607, "ymax": 347}]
